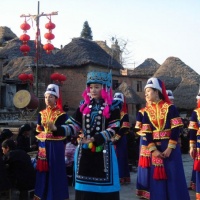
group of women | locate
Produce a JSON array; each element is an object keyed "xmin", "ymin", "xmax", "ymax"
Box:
[{"xmin": 32, "ymin": 70, "xmax": 199, "ymax": 200}]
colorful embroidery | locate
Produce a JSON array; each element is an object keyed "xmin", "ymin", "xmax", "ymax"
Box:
[
  {"xmin": 171, "ymin": 117, "xmax": 183, "ymax": 128},
  {"xmin": 145, "ymin": 101, "xmax": 169, "ymax": 131},
  {"xmin": 153, "ymin": 130, "xmax": 171, "ymax": 139}
]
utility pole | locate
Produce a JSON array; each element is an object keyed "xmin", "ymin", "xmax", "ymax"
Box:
[{"xmin": 20, "ymin": 1, "xmax": 58, "ymax": 97}]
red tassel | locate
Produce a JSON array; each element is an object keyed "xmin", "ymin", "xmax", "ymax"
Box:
[
  {"xmin": 153, "ymin": 166, "xmax": 167, "ymax": 180},
  {"xmin": 138, "ymin": 156, "xmax": 151, "ymax": 168},
  {"xmin": 194, "ymin": 160, "xmax": 200, "ymax": 171},
  {"xmin": 36, "ymin": 159, "xmax": 49, "ymax": 172},
  {"xmin": 91, "ymin": 145, "xmax": 96, "ymax": 152}
]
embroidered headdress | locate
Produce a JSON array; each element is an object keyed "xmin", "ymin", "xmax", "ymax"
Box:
[
  {"xmin": 144, "ymin": 77, "xmax": 162, "ymax": 92},
  {"xmin": 44, "ymin": 84, "xmax": 63, "ymax": 110},
  {"xmin": 113, "ymin": 92, "xmax": 124, "ymax": 102},
  {"xmin": 80, "ymin": 71, "xmax": 113, "ymax": 118},
  {"xmin": 86, "ymin": 71, "xmax": 112, "ymax": 88},
  {"xmin": 166, "ymin": 90, "xmax": 174, "ymax": 100},
  {"xmin": 44, "ymin": 84, "xmax": 59, "ymax": 98}
]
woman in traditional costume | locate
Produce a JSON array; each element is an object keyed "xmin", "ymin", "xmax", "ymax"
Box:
[
  {"xmin": 48, "ymin": 71, "xmax": 121, "ymax": 200},
  {"xmin": 188, "ymin": 89, "xmax": 200, "ymax": 199},
  {"xmin": 112, "ymin": 92, "xmax": 131, "ymax": 185},
  {"xmin": 135, "ymin": 98, "xmax": 151, "ymax": 199},
  {"xmin": 34, "ymin": 84, "xmax": 69, "ymax": 200},
  {"xmin": 141, "ymin": 77, "xmax": 190, "ymax": 200}
]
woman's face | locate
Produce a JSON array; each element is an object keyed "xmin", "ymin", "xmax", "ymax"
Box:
[
  {"xmin": 2, "ymin": 146, "xmax": 9, "ymax": 155},
  {"xmin": 145, "ymin": 87, "xmax": 158, "ymax": 102},
  {"xmin": 89, "ymin": 84, "xmax": 102, "ymax": 99},
  {"xmin": 45, "ymin": 93, "xmax": 57, "ymax": 108}
]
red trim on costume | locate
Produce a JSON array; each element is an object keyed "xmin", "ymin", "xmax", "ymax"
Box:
[
  {"xmin": 153, "ymin": 130, "xmax": 171, "ymax": 139},
  {"xmin": 170, "ymin": 117, "xmax": 183, "ymax": 128}
]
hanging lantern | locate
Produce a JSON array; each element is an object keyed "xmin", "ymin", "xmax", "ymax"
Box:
[
  {"xmin": 45, "ymin": 21, "xmax": 56, "ymax": 30},
  {"xmin": 43, "ymin": 43, "xmax": 54, "ymax": 54},
  {"xmin": 20, "ymin": 44, "xmax": 30, "ymax": 55},
  {"xmin": 50, "ymin": 72, "xmax": 60, "ymax": 81},
  {"xmin": 28, "ymin": 74, "xmax": 34, "ymax": 82},
  {"xmin": 44, "ymin": 32, "xmax": 55, "ymax": 40},
  {"xmin": 43, "ymin": 18, "xmax": 56, "ymax": 54},
  {"xmin": 20, "ymin": 18, "xmax": 31, "ymax": 55},
  {"xmin": 18, "ymin": 73, "xmax": 29, "ymax": 82},
  {"xmin": 19, "ymin": 34, "xmax": 30, "ymax": 44},
  {"xmin": 20, "ymin": 21, "xmax": 31, "ymax": 31},
  {"xmin": 59, "ymin": 74, "xmax": 67, "ymax": 82}
]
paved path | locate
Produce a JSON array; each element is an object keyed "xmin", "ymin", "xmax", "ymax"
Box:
[{"xmin": 68, "ymin": 154, "xmax": 196, "ymax": 200}]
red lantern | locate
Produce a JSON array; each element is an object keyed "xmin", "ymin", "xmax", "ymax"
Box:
[
  {"xmin": 20, "ymin": 45, "xmax": 30, "ymax": 55},
  {"xmin": 20, "ymin": 34, "xmax": 30, "ymax": 43},
  {"xmin": 20, "ymin": 21, "xmax": 31, "ymax": 31},
  {"xmin": 59, "ymin": 74, "xmax": 67, "ymax": 82},
  {"xmin": 50, "ymin": 72, "xmax": 60, "ymax": 81},
  {"xmin": 18, "ymin": 73, "xmax": 29, "ymax": 81},
  {"xmin": 44, "ymin": 32, "xmax": 55, "ymax": 40},
  {"xmin": 45, "ymin": 21, "xmax": 56, "ymax": 30},
  {"xmin": 43, "ymin": 43, "xmax": 54, "ymax": 54},
  {"xmin": 28, "ymin": 74, "xmax": 34, "ymax": 82}
]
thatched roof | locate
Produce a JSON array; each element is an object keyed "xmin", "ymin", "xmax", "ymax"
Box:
[
  {"xmin": 154, "ymin": 57, "xmax": 200, "ymax": 110},
  {"xmin": 116, "ymin": 81, "xmax": 145, "ymax": 104},
  {"xmin": 53, "ymin": 38, "xmax": 123, "ymax": 69},
  {"xmin": 128, "ymin": 58, "xmax": 160, "ymax": 77},
  {"xmin": 0, "ymin": 27, "xmax": 123, "ymax": 78},
  {"xmin": 0, "ymin": 26, "xmax": 17, "ymax": 45},
  {"xmin": 3, "ymin": 57, "xmax": 34, "ymax": 78}
]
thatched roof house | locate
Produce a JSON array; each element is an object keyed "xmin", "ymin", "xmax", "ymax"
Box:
[
  {"xmin": 53, "ymin": 38, "xmax": 123, "ymax": 69},
  {"xmin": 154, "ymin": 57, "xmax": 200, "ymax": 112},
  {"xmin": 128, "ymin": 58, "xmax": 160, "ymax": 77}
]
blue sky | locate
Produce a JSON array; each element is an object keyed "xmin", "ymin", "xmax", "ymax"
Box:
[{"xmin": 1, "ymin": 0, "xmax": 200, "ymax": 74}]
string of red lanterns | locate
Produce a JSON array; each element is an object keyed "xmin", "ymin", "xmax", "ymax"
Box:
[
  {"xmin": 43, "ymin": 17, "xmax": 56, "ymax": 54},
  {"xmin": 18, "ymin": 73, "xmax": 34, "ymax": 83},
  {"xmin": 19, "ymin": 15, "xmax": 56, "ymax": 55},
  {"xmin": 19, "ymin": 18, "xmax": 31, "ymax": 55}
]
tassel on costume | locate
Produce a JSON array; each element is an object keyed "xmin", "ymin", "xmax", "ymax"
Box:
[
  {"xmin": 36, "ymin": 141, "xmax": 49, "ymax": 172},
  {"xmin": 152, "ymin": 156, "xmax": 167, "ymax": 180},
  {"xmin": 138, "ymin": 156, "xmax": 151, "ymax": 168},
  {"xmin": 194, "ymin": 160, "xmax": 200, "ymax": 171},
  {"xmin": 36, "ymin": 159, "xmax": 49, "ymax": 172},
  {"xmin": 153, "ymin": 165, "xmax": 167, "ymax": 180}
]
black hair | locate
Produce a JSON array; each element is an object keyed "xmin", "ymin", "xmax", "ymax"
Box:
[
  {"xmin": 0, "ymin": 129, "xmax": 13, "ymax": 143},
  {"xmin": 2, "ymin": 139, "xmax": 16, "ymax": 150},
  {"xmin": 152, "ymin": 88, "xmax": 164, "ymax": 101},
  {"xmin": 18, "ymin": 124, "xmax": 31, "ymax": 135}
]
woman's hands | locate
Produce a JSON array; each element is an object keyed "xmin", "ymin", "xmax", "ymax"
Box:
[
  {"xmin": 162, "ymin": 148, "xmax": 172, "ymax": 158},
  {"xmin": 46, "ymin": 121, "xmax": 57, "ymax": 131},
  {"xmin": 152, "ymin": 148, "xmax": 172, "ymax": 158},
  {"xmin": 152, "ymin": 150, "xmax": 165, "ymax": 158},
  {"xmin": 81, "ymin": 137, "xmax": 94, "ymax": 144}
]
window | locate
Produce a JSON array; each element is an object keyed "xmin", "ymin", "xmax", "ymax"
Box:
[
  {"xmin": 137, "ymin": 81, "xmax": 142, "ymax": 92},
  {"xmin": 112, "ymin": 80, "xmax": 119, "ymax": 90}
]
